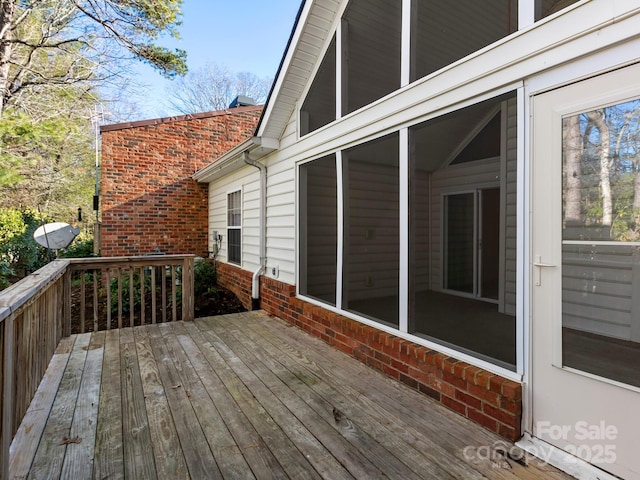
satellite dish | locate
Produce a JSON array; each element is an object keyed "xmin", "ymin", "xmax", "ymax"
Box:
[{"xmin": 33, "ymin": 222, "xmax": 80, "ymax": 250}]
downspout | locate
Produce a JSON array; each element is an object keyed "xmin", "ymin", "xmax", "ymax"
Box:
[{"xmin": 243, "ymin": 151, "xmax": 266, "ymax": 310}]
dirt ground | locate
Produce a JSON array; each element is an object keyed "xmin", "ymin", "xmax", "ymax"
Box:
[{"xmin": 193, "ymin": 286, "xmax": 247, "ymax": 317}]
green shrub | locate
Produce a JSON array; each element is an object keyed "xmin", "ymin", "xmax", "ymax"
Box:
[
  {"xmin": 0, "ymin": 260, "xmax": 14, "ymax": 290},
  {"xmin": 59, "ymin": 232, "xmax": 94, "ymax": 258},
  {"xmin": 107, "ymin": 267, "xmax": 183, "ymax": 318},
  {"xmin": 194, "ymin": 258, "xmax": 217, "ymax": 297},
  {"xmin": 0, "ymin": 208, "xmax": 49, "ymax": 278}
]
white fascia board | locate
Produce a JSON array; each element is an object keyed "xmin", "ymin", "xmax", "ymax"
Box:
[{"xmin": 193, "ymin": 137, "xmax": 281, "ymax": 184}]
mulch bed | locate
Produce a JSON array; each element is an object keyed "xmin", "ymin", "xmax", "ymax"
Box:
[{"xmin": 194, "ymin": 287, "xmax": 247, "ymax": 317}]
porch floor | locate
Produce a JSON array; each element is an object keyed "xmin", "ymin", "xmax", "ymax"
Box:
[{"xmin": 9, "ymin": 311, "xmax": 571, "ymax": 479}]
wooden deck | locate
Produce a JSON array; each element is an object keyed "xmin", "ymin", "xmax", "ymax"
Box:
[{"xmin": 9, "ymin": 311, "xmax": 572, "ymax": 479}]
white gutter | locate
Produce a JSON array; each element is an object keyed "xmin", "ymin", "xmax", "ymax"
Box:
[{"xmin": 243, "ymin": 151, "xmax": 267, "ymax": 308}]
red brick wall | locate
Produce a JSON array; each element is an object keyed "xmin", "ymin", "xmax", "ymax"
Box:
[
  {"xmin": 216, "ymin": 262, "xmax": 523, "ymax": 441},
  {"xmin": 216, "ymin": 262, "xmax": 254, "ymax": 310},
  {"xmin": 100, "ymin": 107, "xmax": 263, "ymax": 257}
]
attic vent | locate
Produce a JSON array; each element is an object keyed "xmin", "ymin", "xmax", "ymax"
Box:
[{"xmin": 229, "ymin": 95, "xmax": 256, "ymax": 108}]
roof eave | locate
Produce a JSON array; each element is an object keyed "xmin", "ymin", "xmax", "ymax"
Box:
[{"xmin": 193, "ymin": 137, "xmax": 280, "ymax": 184}]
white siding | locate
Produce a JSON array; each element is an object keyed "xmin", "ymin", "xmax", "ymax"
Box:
[
  {"xmin": 345, "ymin": 160, "xmax": 399, "ymax": 301},
  {"xmin": 208, "ymin": 168, "xmax": 261, "ymax": 273},
  {"xmin": 504, "ymin": 97, "xmax": 518, "ymax": 315},
  {"xmin": 265, "ymin": 153, "xmax": 297, "ymax": 282},
  {"xmin": 562, "ymin": 244, "xmax": 639, "ymax": 341}
]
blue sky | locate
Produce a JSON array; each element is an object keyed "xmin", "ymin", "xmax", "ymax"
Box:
[{"xmin": 127, "ymin": 0, "xmax": 301, "ymax": 119}]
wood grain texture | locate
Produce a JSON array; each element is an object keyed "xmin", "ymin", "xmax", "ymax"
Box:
[
  {"xmin": 29, "ymin": 333, "xmax": 91, "ymax": 479},
  {"xmin": 61, "ymin": 331, "xmax": 105, "ymax": 479},
  {"xmin": 120, "ymin": 327, "xmax": 157, "ymax": 479},
  {"xmin": 134, "ymin": 326, "xmax": 189, "ymax": 479},
  {"xmin": 94, "ymin": 329, "xmax": 125, "ymax": 480},
  {"xmin": 9, "ymin": 312, "xmax": 574, "ymax": 480}
]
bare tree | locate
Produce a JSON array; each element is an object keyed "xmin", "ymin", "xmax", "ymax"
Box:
[
  {"xmin": 563, "ymin": 114, "xmax": 583, "ymax": 225},
  {"xmin": 586, "ymin": 110, "xmax": 613, "ymax": 228},
  {"xmin": 613, "ymin": 105, "xmax": 640, "ymax": 226},
  {"xmin": 0, "ymin": 0, "xmax": 187, "ymax": 115},
  {"xmin": 164, "ymin": 63, "xmax": 272, "ymax": 114}
]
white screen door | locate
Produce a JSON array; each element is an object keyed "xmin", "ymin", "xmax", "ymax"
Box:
[{"xmin": 532, "ymin": 63, "xmax": 640, "ymax": 480}]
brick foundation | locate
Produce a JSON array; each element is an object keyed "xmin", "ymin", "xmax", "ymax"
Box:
[
  {"xmin": 216, "ymin": 262, "xmax": 523, "ymax": 441},
  {"xmin": 216, "ymin": 262, "xmax": 254, "ymax": 310}
]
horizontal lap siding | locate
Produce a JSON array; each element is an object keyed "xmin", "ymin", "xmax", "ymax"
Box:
[
  {"xmin": 208, "ymin": 110, "xmax": 299, "ymax": 284},
  {"xmin": 208, "ymin": 168, "xmax": 261, "ymax": 272},
  {"xmin": 562, "ymin": 244, "xmax": 637, "ymax": 340},
  {"xmin": 346, "ymin": 160, "xmax": 399, "ymax": 301},
  {"xmin": 504, "ymin": 98, "xmax": 518, "ymax": 316},
  {"xmin": 414, "ymin": 171, "xmax": 431, "ymax": 291},
  {"xmin": 266, "ymin": 149, "xmax": 297, "ymax": 282}
]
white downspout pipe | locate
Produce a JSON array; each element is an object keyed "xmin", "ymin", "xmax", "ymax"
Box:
[{"xmin": 243, "ymin": 151, "xmax": 266, "ymax": 309}]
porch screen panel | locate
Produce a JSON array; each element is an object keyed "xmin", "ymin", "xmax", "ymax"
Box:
[
  {"xmin": 299, "ymin": 155, "xmax": 338, "ymax": 305},
  {"xmin": 535, "ymin": 0, "xmax": 580, "ymax": 20},
  {"xmin": 343, "ymin": 133, "xmax": 400, "ymax": 327},
  {"xmin": 412, "ymin": 0, "xmax": 517, "ymax": 82},
  {"xmin": 561, "ymin": 100, "xmax": 640, "ymax": 388},
  {"xmin": 408, "ymin": 92, "xmax": 517, "ymax": 370},
  {"xmin": 343, "ymin": 0, "xmax": 401, "ymax": 114},
  {"xmin": 300, "ymin": 36, "xmax": 336, "ymax": 136}
]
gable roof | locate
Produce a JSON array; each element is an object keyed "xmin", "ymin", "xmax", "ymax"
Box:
[{"xmin": 256, "ymin": 0, "xmax": 342, "ymax": 141}]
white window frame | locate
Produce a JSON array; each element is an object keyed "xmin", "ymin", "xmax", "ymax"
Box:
[{"xmin": 227, "ymin": 190, "xmax": 242, "ymax": 265}]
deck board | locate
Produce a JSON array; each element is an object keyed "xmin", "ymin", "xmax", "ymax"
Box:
[
  {"xmin": 204, "ymin": 320, "xmax": 354, "ymax": 480},
  {"xmin": 177, "ymin": 320, "xmax": 285, "ymax": 480},
  {"xmin": 94, "ymin": 329, "xmax": 125, "ymax": 480},
  {"xmin": 161, "ymin": 322, "xmax": 255, "ymax": 479},
  {"xmin": 133, "ymin": 325, "xmax": 189, "ymax": 479},
  {"xmin": 146, "ymin": 324, "xmax": 222, "ymax": 479},
  {"xmin": 29, "ymin": 333, "xmax": 91, "ymax": 479},
  {"xmin": 219, "ymin": 315, "xmax": 458, "ymax": 479},
  {"xmin": 9, "ymin": 311, "xmax": 574, "ymax": 479},
  {"xmin": 9, "ymin": 335, "xmax": 76, "ymax": 478},
  {"xmin": 61, "ymin": 331, "xmax": 104, "ymax": 479},
  {"xmin": 120, "ymin": 327, "xmax": 157, "ymax": 479}
]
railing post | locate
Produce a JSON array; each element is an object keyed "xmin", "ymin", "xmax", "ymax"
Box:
[
  {"xmin": 182, "ymin": 256, "xmax": 194, "ymax": 322},
  {"xmin": 63, "ymin": 269, "xmax": 72, "ymax": 338},
  {"xmin": 1, "ymin": 312, "xmax": 15, "ymax": 480}
]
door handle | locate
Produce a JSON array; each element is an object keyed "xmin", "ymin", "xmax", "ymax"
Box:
[{"xmin": 533, "ymin": 255, "xmax": 556, "ymax": 286}]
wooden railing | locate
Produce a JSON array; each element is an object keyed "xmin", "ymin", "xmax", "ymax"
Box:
[
  {"xmin": 67, "ymin": 255, "xmax": 195, "ymax": 332},
  {"xmin": 0, "ymin": 255, "xmax": 195, "ymax": 478}
]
